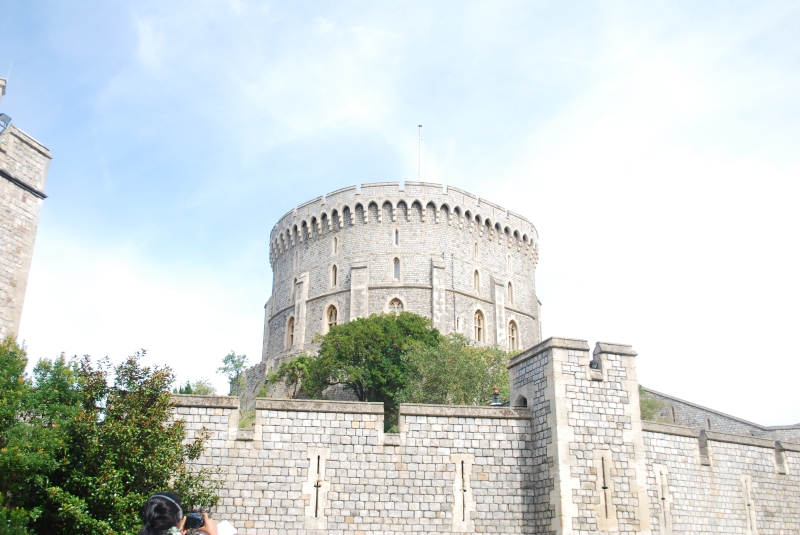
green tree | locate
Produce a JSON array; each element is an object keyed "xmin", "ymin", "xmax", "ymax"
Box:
[
  {"xmin": 399, "ymin": 333, "xmax": 513, "ymax": 406},
  {"xmin": 0, "ymin": 338, "xmax": 220, "ymax": 535},
  {"xmin": 265, "ymin": 355, "xmax": 314, "ymax": 399},
  {"xmin": 217, "ymin": 351, "xmax": 248, "ymax": 397},
  {"xmin": 309, "ymin": 312, "xmax": 440, "ymax": 429},
  {"xmin": 174, "ymin": 379, "xmax": 216, "ymax": 396}
]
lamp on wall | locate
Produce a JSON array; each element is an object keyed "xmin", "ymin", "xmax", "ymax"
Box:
[{"xmin": 0, "ymin": 113, "xmax": 10, "ymax": 144}]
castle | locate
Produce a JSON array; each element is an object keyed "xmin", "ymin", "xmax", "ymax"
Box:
[
  {"xmin": 176, "ymin": 182, "xmax": 800, "ymax": 534},
  {"xmin": 0, "ymin": 78, "xmax": 52, "ymax": 339},
  {"xmin": 249, "ymin": 182, "xmax": 542, "ymax": 398}
]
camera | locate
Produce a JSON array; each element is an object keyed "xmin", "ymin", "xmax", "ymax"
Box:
[{"xmin": 184, "ymin": 512, "xmax": 205, "ymax": 530}]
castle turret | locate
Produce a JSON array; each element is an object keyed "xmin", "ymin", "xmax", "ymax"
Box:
[{"xmin": 0, "ymin": 77, "xmax": 52, "ymax": 338}]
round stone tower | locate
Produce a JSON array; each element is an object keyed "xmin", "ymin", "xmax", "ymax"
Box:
[{"xmin": 261, "ymin": 181, "xmax": 541, "ymax": 370}]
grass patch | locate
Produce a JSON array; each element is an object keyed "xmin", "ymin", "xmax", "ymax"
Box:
[{"xmin": 238, "ymin": 409, "xmax": 255, "ymax": 428}]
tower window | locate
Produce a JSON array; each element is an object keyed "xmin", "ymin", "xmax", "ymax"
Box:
[
  {"xmin": 286, "ymin": 317, "xmax": 295, "ymax": 348},
  {"xmin": 508, "ymin": 282, "xmax": 513, "ymax": 303},
  {"xmin": 394, "ymin": 229, "xmax": 399, "ymax": 246},
  {"xmin": 331, "ymin": 265, "xmax": 338, "ymax": 287},
  {"xmin": 474, "ymin": 270, "xmax": 480, "ymax": 293},
  {"xmin": 333, "ymin": 237, "xmax": 338, "ymax": 255},
  {"xmin": 508, "ymin": 321, "xmax": 518, "ymax": 350},
  {"xmin": 507, "ymin": 255, "xmax": 511, "ymax": 273},
  {"xmin": 327, "ymin": 305, "xmax": 338, "ymax": 330},
  {"xmin": 456, "ymin": 316, "xmax": 461, "ymax": 331},
  {"xmin": 473, "ymin": 243, "xmax": 479, "ymax": 259},
  {"xmin": 393, "ymin": 258, "xmax": 400, "ymax": 280},
  {"xmin": 474, "ymin": 310, "xmax": 484, "ymax": 342},
  {"xmin": 292, "ymin": 278, "xmax": 297, "ymax": 302},
  {"xmin": 389, "ymin": 298, "xmax": 403, "ymax": 314}
]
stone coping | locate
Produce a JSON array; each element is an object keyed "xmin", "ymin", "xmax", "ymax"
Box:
[
  {"xmin": 642, "ymin": 421, "xmax": 700, "ymax": 438},
  {"xmin": 256, "ymin": 398, "xmax": 385, "ymax": 414},
  {"xmin": 778, "ymin": 440, "xmax": 800, "ymax": 452},
  {"xmin": 642, "ymin": 421, "xmax": 800, "ymax": 451},
  {"xmin": 400, "ymin": 404, "xmax": 530, "ymax": 419},
  {"xmin": 706, "ymin": 430, "xmax": 780, "ymax": 449},
  {"xmin": 508, "ymin": 337, "xmax": 589, "ymax": 369},
  {"xmin": 594, "ymin": 341, "xmax": 637, "ymax": 357},
  {"xmin": 171, "ymin": 394, "xmax": 239, "ymax": 408}
]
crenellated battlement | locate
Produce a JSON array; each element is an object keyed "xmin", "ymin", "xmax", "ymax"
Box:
[{"xmin": 269, "ymin": 182, "xmax": 538, "ymax": 265}]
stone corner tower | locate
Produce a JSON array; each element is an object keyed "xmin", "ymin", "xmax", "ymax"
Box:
[{"xmin": 0, "ymin": 77, "xmax": 52, "ymax": 338}]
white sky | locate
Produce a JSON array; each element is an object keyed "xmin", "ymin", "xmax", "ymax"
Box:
[{"xmin": 2, "ymin": 1, "xmax": 799, "ymax": 424}]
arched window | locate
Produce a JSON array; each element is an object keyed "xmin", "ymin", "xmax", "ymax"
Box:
[
  {"xmin": 508, "ymin": 321, "xmax": 518, "ymax": 350},
  {"xmin": 508, "ymin": 282, "xmax": 514, "ymax": 303},
  {"xmin": 292, "ymin": 278, "xmax": 297, "ymax": 302},
  {"xmin": 389, "ymin": 298, "xmax": 403, "ymax": 314},
  {"xmin": 474, "ymin": 310, "xmax": 484, "ymax": 342},
  {"xmin": 331, "ymin": 265, "xmax": 338, "ymax": 287},
  {"xmin": 327, "ymin": 305, "xmax": 338, "ymax": 330},
  {"xmin": 456, "ymin": 316, "xmax": 461, "ymax": 331},
  {"xmin": 394, "ymin": 229, "xmax": 399, "ymax": 246},
  {"xmin": 474, "ymin": 270, "xmax": 480, "ymax": 293},
  {"xmin": 393, "ymin": 258, "xmax": 400, "ymax": 280},
  {"xmin": 333, "ymin": 237, "xmax": 338, "ymax": 255},
  {"xmin": 507, "ymin": 254, "xmax": 511, "ymax": 273},
  {"xmin": 473, "ymin": 243, "xmax": 479, "ymax": 259},
  {"xmin": 286, "ymin": 317, "xmax": 295, "ymax": 348}
]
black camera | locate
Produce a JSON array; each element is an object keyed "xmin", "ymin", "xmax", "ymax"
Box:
[{"xmin": 185, "ymin": 512, "xmax": 205, "ymax": 530}]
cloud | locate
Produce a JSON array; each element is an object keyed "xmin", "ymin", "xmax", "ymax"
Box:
[{"xmin": 19, "ymin": 230, "xmax": 264, "ymax": 395}]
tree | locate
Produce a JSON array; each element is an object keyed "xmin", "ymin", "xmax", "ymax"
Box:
[
  {"xmin": 174, "ymin": 379, "xmax": 216, "ymax": 396},
  {"xmin": 0, "ymin": 338, "xmax": 220, "ymax": 535},
  {"xmin": 265, "ymin": 355, "xmax": 314, "ymax": 399},
  {"xmin": 309, "ymin": 312, "xmax": 440, "ymax": 429},
  {"xmin": 217, "ymin": 351, "xmax": 248, "ymax": 397},
  {"xmin": 399, "ymin": 333, "xmax": 513, "ymax": 406}
]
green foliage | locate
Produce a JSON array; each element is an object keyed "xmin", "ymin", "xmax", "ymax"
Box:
[
  {"xmin": 238, "ymin": 410, "xmax": 255, "ymax": 429},
  {"xmin": 0, "ymin": 337, "xmax": 220, "ymax": 535},
  {"xmin": 309, "ymin": 312, "xmax": 441, "ymax": 429},
  {"xmin": 173, "ymin": 379, "xmax": 216, "ymax": 396},
  {"xmin": 639, "ymin": 385, "xmax": 668, "ymax": 422},
  {"xmin": 217, "ymin": 351, "xmax": 248, "ymax": 397},
  {"xmin": 266, "ymin": 355, "xmax": 314, "ymax": 399},
  {"xmin": 399, "ymin": 333, "xmax": 513, "ymax": 406}
]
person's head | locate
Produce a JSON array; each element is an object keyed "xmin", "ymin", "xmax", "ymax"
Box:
[{"xmin": 139, "ymin": 491, "xmax": 183, "ymax": 535}]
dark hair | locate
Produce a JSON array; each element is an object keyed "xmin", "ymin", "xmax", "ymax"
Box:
[{"xmin": 139, "ymin": 491, "xmax": 183, "ymax": 535}]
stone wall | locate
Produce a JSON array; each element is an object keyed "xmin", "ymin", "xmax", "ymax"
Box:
[
  {"xmin": 181, "ymin": 336, "xmax": 800, "ymax": 534},
  {"xmin": 642, "ymin": 421, "xmax": 800, "ymax": 533},
  {"xmin": 0, "ymin": 105, "xmax": 51, "ymax": 338},
  {"xmin": 173, "ymin": 396, "xmax": 535, "ymax": 535}
]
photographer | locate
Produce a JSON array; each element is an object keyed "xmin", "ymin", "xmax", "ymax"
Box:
[{"xmin": 139, "ymin": 491, "xmax": 218, "ymax": 535}]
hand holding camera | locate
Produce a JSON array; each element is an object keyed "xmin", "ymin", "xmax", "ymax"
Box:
[{"xmin": 180, "ymin": 512, "xmax": 218, "ymax": 535}]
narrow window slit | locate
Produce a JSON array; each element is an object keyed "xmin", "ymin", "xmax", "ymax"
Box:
[
  {"xmin": 461, "ymin": 460, "xmax": 466, "ymax": 522},
  {"xmin": 314, "ymin": 455, "xmax": 321, "ymax": 518}
]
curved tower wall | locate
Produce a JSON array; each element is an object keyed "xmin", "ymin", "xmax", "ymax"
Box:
[{"xmin": 262, "ymin": 181, "xmax": 541, "ymax": 368}]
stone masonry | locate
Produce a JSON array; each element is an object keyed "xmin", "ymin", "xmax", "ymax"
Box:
[
  {"xmin": 177, "ymin": 336, "xmax": 800, "ymax": 534},
  {"xmin": 259, "ymin": 182, "xmax": 542, "ymax": 373},
  {"xmin": 0, "ymin": 77, "xmax": 51, "ymax": 338}
]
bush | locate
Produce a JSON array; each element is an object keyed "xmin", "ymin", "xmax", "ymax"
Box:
[
  {"xmin": 399, "ymin": 333, "xmax": 513, "ymax": 406},
  {"xmin": 639, "ymin": 385, "xmax": 669, "ymax": 422}
]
